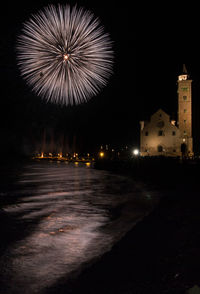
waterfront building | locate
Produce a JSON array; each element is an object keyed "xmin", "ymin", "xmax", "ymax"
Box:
[{"xmin": 140, "ymin": 65, "xmax": 193, "ymax": 157}]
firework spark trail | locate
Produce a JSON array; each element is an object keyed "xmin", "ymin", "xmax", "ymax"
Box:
[{"xmin": 17, "ymin": 4, "xmax": 113, "ymax": 105}]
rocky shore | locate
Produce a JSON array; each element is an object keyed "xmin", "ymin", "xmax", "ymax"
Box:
[{"xmin": 46, "ymin": 158, "xmax": 200, "ymax": 294}]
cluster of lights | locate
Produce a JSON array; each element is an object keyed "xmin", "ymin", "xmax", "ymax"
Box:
[
  {"xmin": 35, "ymin": 152, "xmax": 93, "ymax": 165},
  {"xmin": 98, "ymin": 148, "xmax": 140, "ymax": 159},
  {"xmin": 36, "ymin": 147, "xmax": 140, "ymax": 162}
]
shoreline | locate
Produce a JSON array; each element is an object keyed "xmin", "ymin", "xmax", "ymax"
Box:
[
  {"xmin": 1, "ymin": 158, "xmax": 200, "ymax": 293},
  {"xmin": 45, "ymin": 160, "xmax": 200, "ymax": 294},
  {"xmin": 48, "ymin": 188, "xmax": 200, "ymax": 294}
]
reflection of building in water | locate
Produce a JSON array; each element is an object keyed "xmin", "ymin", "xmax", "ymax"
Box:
[{"xmin": 140, "ymin": 64, "xmax": 193, "ymax": 157}]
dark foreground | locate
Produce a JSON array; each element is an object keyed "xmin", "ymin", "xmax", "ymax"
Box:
[
  {"xmin": 1, "ymin": 158, "xmax": 200, "ymax": 294},
  {"xmin": 46, "ymin": 159, "xmax": 200, "ymax": 294}
]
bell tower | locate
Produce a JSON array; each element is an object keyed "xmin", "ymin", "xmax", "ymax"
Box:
[{"xmin": 177, "ymin": 64, "xmax": 193, "ymax": 155}]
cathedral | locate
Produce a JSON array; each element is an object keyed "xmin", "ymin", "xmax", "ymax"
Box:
[{"xmin": 140, "ymin": 65, "xmax": 193, "ymax": 157}]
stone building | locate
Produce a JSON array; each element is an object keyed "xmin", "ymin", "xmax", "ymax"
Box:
[{"xmin": 140, "ymin": 65, "xmax": 193, "ymax": 157}]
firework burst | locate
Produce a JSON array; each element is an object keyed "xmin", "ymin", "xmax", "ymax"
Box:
[{"xmin": 17, "ymin": 4, "xmax": 113, "ymax": 105}]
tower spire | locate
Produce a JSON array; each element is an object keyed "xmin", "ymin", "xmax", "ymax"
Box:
[
  {"xmin": 178, "ymin": 64, "xmax": 189, "ymax": 81},
  {"xmin": 183, "ymin": 64, "xmax": 187, "ymax": 74}
]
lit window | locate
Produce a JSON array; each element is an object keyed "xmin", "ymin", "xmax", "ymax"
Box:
[
  {"xmin": 145, "ymin": 131, "xmax": 149, "ymax": 136},
  {"xmin": 184, "ymin": 109, "xmax": 187, "ymax": 113},
  {"xmin": 158, "ymin": 130, "xmax": 164, "ymax": 136},
  {"xmin": 183, "ymin": 96, "xmax": 187, "ymax": 100},
  {"xmin": 179, "ymin": 75, "xmax": 187, "ymax": 81},
  {"xmin": 172, "ymin": 131, "xmax": 176, "ymax": 136}
]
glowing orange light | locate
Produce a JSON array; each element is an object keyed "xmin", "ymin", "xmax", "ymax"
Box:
[
  {"xmin": 63, "ymin": 53, "xmax": 70, "ymax": 61},
  {"xmin": 86, "ymin": 162, "xmax": 91, "ymax": 167},
  {"xmin": 41, "ymin": 152, "xmax": 44, "ymax": 158},
  {"xmin": 99, "ymin": 152, "xmax": 104, "ymax": 158}
]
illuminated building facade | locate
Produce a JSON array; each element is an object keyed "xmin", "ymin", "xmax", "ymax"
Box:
[{"xmin": 140, "ymin": 65, "xmax": 193, "ymax": 157}]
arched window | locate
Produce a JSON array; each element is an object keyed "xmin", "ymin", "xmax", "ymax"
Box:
[{"xmin": 157, "ymin": 145, "xmax": 163, "ymax": 152}]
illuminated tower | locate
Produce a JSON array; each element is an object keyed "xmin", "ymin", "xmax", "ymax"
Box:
[{"xmin": 177, "ymin": 64, "xmax": 193, "ymax": 155}]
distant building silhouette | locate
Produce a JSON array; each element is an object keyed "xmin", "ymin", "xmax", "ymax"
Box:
[{"xmin": 140, "ymin": 65, "xmax": 193, "ymax": 157}]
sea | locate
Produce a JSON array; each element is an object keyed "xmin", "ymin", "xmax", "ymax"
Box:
[{"xmin": 0, "ymin": 161, "xmax": 159, "ymax": 294}]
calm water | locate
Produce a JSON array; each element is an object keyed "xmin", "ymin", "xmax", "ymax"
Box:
[{"xmin": 0, "ymin": 161, "xmax": 159, "ymax": 294}]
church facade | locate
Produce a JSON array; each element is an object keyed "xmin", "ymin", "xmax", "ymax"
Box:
[{"xmin": 140, "ymin": 65, "xmax": 193, "ymax": 157}]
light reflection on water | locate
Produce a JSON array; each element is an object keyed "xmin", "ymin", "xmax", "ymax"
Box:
[{"xmin": 0, "ymin": 162, "xmax": 159, "ymax": 294}]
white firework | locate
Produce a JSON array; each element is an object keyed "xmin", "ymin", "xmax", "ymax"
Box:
[{"xmin": 17, "ymin": 4, "xmax": 113, "ymax": 105}]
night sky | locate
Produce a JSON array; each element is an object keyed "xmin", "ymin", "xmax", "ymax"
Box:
[{"xmin": 1, "ymin": 1, "xmax": 200, "ymax": 156}]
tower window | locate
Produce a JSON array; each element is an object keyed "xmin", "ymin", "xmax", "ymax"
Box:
[
  {"xmin": 184, "ymin": 119, "xmax": 186, "ymax": 123},
  {"xmin": 145, "ymin": 131, "xmax": 149, "ymax": 136},
  {"xmin": 184, "ymin": 109, "xmax": 187, "ymax": 113},
  {"xmin": 172, "ymin": 131, "xmax": 176, "ymax": 136},
  {"xmin": 184, "ymin": 131, "xmax": 187, "ymax": 135},
  {"xmin": 183, "ymin": 96, "xmax": 187, "ymax": 101},
  {"xmin": 158, "ymin": 130, "xmax": 164, "ymax": 136}
]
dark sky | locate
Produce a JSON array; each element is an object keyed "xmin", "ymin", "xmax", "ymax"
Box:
[{"xmin": 1, "ymin": 1, "xmax": 200, "ymax": 155}]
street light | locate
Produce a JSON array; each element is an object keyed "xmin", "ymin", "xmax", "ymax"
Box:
[
  {"xmin": 99, "ymin": 152, "xmax": 104, "ymax": 158},
  {"xmin": 133, "ymin": 149, "xmax": 139, "ymax": 156}
]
